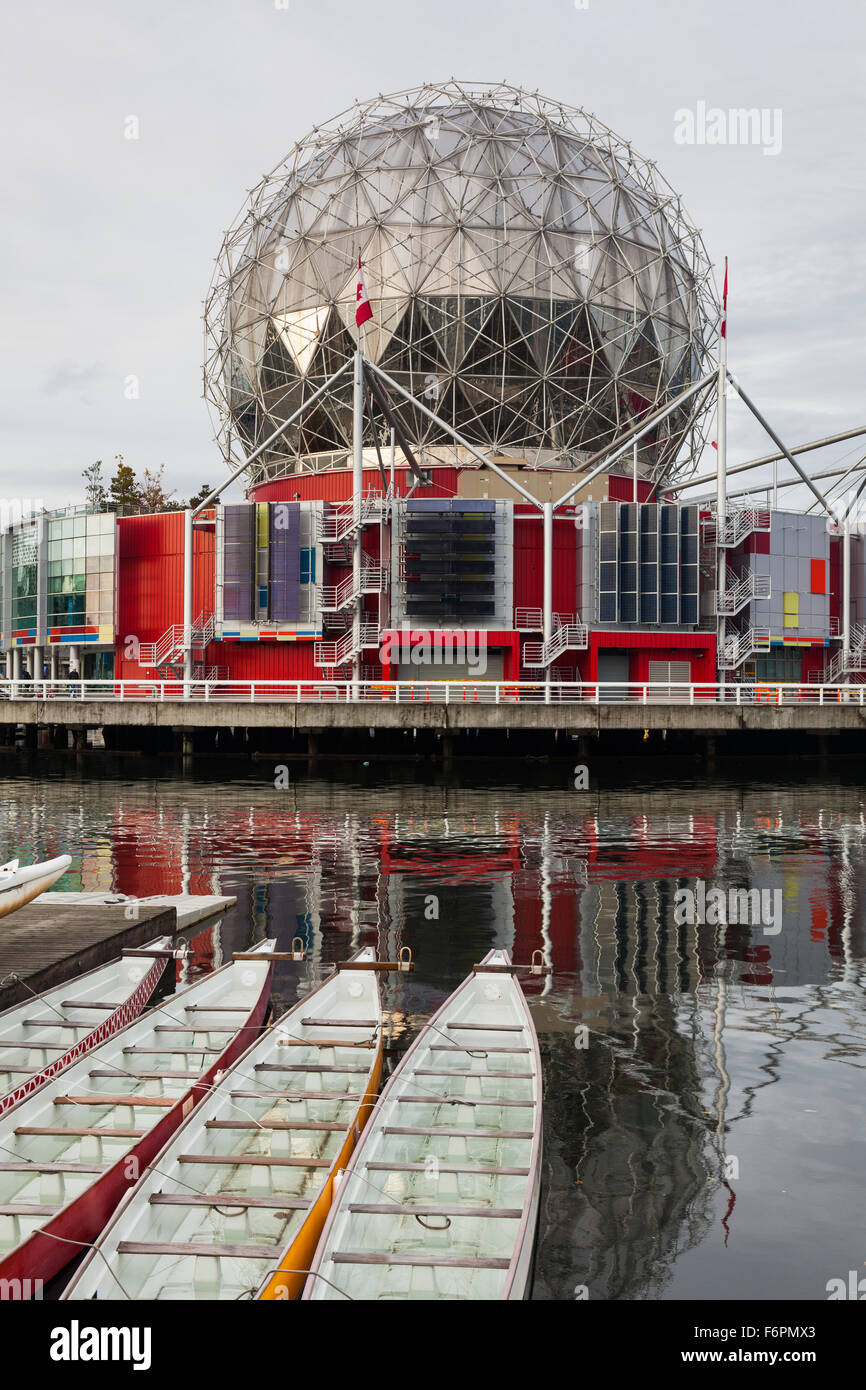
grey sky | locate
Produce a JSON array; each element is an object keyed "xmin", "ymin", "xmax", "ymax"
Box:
[{"xmin": 2, "ymin": 0, "xmax": 864, "ymax": 511}]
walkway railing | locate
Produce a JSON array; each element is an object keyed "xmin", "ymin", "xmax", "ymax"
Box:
[{"xmin": 2, "ymin": 679, "xmax": 865, "ymax": 706}]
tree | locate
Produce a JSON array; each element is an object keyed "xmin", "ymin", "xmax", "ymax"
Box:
[
  {"xmin": 108, "ymin": 454, "xmax": 141, "ymax": 514},
  {"xmin": 139, "ymin": 463, "xmax": 176, "ymax": 514},
  {"xmin": 187, "ymin": 483, "xmax": 215, "ymax": 510},
  {"xmin": 82, "ymin": 459, "xmax": 108, "ymax": 511}
]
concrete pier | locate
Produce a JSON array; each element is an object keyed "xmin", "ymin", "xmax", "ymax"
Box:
[{"xmin": 0, "ymin": 902, "xmax": 177, "ymax": 1011}]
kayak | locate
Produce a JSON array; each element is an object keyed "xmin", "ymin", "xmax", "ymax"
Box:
[
  {"xmin": 0, "ymin": 936, "xmax": 175, "ymax": 1119},
  {"xmin": 0, "ymin": 856, "xmax": 72, "ymax": 919},
  {"xmin": 304, "ymin": 947, "xmax": 542, "ymax": 1301},
  {"xmin": 62, "ymin": 946, "xmax": 384, "ymax": 1301},
  {"xmin": 0, "ymin": 938, "xmax": 276, "ymax": 1292}
]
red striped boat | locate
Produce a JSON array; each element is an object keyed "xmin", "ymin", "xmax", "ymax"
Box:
[
  {"xmin": 0, "ymin": 936, "xmax": 174, "ymax": 1119},
  {"xmin": 0, "ymin": 938, "xmax": 275, "ymax": 1292}
]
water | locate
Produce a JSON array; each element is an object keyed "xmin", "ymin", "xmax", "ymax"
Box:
[{"xmin": 2, "ymin": 753, "xmax": 864, "ymax": 1301}]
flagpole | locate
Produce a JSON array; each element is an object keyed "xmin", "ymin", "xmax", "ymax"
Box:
[
  {"xmin": 351, "ymin": 251, "xmax": 371, "ymax": 699},
  {"xmin": 717, "ymin": 257, "xmax": 728, "ymax": 689}
]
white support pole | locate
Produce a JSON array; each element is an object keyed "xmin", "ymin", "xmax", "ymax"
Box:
[
  {"xmin": 389, "ymin": 427, "xmax": 396, "ymax": 499},
  {"xmin": 633, "ymin": 439, "xmax": 639, "ymax": 503},
  {"xmin": 50, "ymin": 647, "xmax": 58, "ymax": 681},
  {"xmin": 716, "ymin": 260, "xmax": 728, "ymax": 688},
  {"xmin": 772, "ymin": 456, "xmax": 778, "ymax": 509},
  {"xmin": 543, "ymin": 500, "xmax": 553, "ymax": 687},
  {"xmin": 843, "ymin": 504, "xmax": 851, "ymax": 656},
  {"xmin": 183, "ymin": 507, "xmax": 193, "ymax": 698},
  {"xmin": 352, "ymin": 346, "xmax": 364, "ymax": 697}
]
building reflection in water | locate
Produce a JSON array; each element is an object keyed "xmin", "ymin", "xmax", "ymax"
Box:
[{"xmin": 2, "ymin": 771, "xmax": 864, "ymax": 1300}]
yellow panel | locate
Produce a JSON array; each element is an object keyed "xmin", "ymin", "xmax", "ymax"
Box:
[{"xmin": 783, "ymin": 592, "xmax": 799, "ymax": 628}]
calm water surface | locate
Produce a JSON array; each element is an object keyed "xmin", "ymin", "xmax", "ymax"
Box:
[{"xmin": 2, "ymin": 754, "xmax": 864, "ymax": 1301}]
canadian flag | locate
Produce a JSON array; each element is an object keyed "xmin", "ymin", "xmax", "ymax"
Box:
[{"xmin": 355, "ymin": 253, "xmax": 373, "ymax": 329}]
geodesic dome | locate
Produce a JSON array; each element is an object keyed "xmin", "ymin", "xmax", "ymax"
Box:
[{"xmin": 204, "ymin": 81, "xmax": 719, "ymax": 485}]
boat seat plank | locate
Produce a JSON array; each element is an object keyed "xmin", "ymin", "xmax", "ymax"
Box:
[
  {"xmin": 346, "ymin": 1204, "xmax": 522, "ymax": 1219},
  {"xmin": 274, "ymin": 1039, "xmax": 374, "ymax": 1049},
  {"xmin": 445, "ymin": 1023, "xmax": 525, "ymax": 1032},
  {"xmin": 117, "ymin": 1240, "xmax": 277, "ymax": 1260},
  {"xmin": 56, "ymin": 1095, "xmax": 175, "ymax": 1108},
  {"xmin": 122, "ymin": 1046, "xmax": 219, "ymax": 1055},
  {"xmin": 178, "ymin": 1154, "xmax": 331, "ymax": 1168},
  {"xmin": 365, "ymin": 1162, "xmax": 530, "ymax": 1176},
  {"xmin": 14, "ymin": 1125, "xmax": 145, "ymax": 1138},
  {"xmin": 90, "ymin": 1068, "xmax": 193, "ymax": 1080},
  {"xmin": 228, "ymin": 1090, "xmax": 363, "ymax": 1102},
  {"xmin": 382, "ymin": 1125, "xmax": 534, "ymax": 1140},
  {"xmin": 205, "ymin": 1119, "xmax": 346, "ymax": 1132},
  {"xmin": 149, "ymin": 1194, "xmax": 312, "ymax": 1210},
  {"xmin": 21, "ymin": 1020, "xmax": 89, "ymax": 1029},
  {"xmin": 254, "ymin": 1063, "xmax": 369, "ymax": 1074},
  {"xmin": 332, "ymin": 1252, "xmax": 511, "ymax": 1269},
  {"xmin": 396, "ymin": 1095, "xmax": 536, "ymax": 1107},
  {"xmin": 58, "ymin": 1001, "xmax": 122, "ymax": 1010},
  {"xmin": 184, "ymin": 1006, "xmax": 250, "ymax": 1013},
  {"xmin": 0, "ymin": 1203, "xmax": 62, "ymax": 1216},
  {"xmin": 299, "ymin": 1019, "xmax": 378, "ymax": 1028},
  {"xmin": 153, "ymin": 1025, "xmax": 239, "ymax": 1034},
  {"xmin": 414, "ymin": 1069, "xmax": 534, "ymax": 1080},
  {"xmin": 0, "ymin": 1041, "xmax": 75, "ymax": 1050},
  {"xmin": 429, "ymin": 1046, "xmax": 529, "ymax": 1054},
  {"xmin": 0, "ymin": 1161, "xmax": 109, "ymax": 1173}
]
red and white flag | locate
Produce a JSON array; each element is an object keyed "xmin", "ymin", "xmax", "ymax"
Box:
[{"xmin": 355, "ymin": 253, "xmax": 373, "ymax": 329}]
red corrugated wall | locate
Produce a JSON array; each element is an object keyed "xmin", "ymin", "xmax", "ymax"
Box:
[
  {"xmin": 582, "ymin": 630, "xmax": 717, "ymax": 684},
  {"xmin": 513, "ymin": 511, "xmax": 577, "ymax": 615},
  {"xmin": 248, "ymin": 466, "xmax": 460, "ymax": 503},
  {"xmin": 116, "ymin": 514, "xmax": 215, "ymax": 676}
]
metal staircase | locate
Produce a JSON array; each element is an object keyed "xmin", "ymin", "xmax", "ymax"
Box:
[
  {"xmin": 715, "ymin": 566, "xmax": 772, "ymax": 617},
  {"xmin": 703, "ymin": 504, "xmax": 771, "ymax": 547},
  {"xmin": 321, "ymin": 563, "xmax": 384, "ymax": 612},
  {"xmin": 138, "ymin": 612, "xmax": 215, "ymax": 673},
  {"xmin": 826, "ymin": 623, "xmax": 866, "ymax": 681},
  {"xmin": 318, "ymin": 496, "xmax": 385, "ymax": 543},
  {"xmin": 523, "ymin": 619, "xmax": 589, "ymax": 668},
  {"xmin": 314, "ymin": 622, "xmax": 380, "ymax": 670},
  {"xmin": 717, "ymin": 626, "xmax": 771, "ymax": 671}
]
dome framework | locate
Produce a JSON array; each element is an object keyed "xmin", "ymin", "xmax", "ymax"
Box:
[{"xmin": 203, "ymin": 81, "xmax": 720, "ymax": 487}]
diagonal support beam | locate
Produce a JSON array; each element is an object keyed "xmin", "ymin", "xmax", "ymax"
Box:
[{"xmin": 725, "ymin": 370, "xmax": 838, "ymax": 523}]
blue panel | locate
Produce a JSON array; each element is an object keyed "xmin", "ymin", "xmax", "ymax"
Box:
[
  {"xmin": 223, "ymin": 505, "xmax": 255, "ymax": 621},
  {"xmin": 269, "ymin": 502, "xmax": 301, "ymax": 622}
]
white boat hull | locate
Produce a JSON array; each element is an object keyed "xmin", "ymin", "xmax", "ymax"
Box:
[
  {"xmin": 0, "ymin": 855, "xmax": 72, "ymax": 920},
  {"xmin": 305, "ymin": 948, "xmax": 543, "ymax": 1301}
]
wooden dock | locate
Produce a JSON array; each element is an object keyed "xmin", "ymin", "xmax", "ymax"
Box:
[{"xmin": 0, "ymin": 902, "xmax": 178, "ymax": 1011}]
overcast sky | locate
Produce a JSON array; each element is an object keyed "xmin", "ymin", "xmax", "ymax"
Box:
[{"xmin": 2, "ymin": 0, "xmax": 864, "ymax": 512}]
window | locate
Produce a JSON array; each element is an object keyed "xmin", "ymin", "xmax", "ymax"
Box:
[
  {"xmin": 783, "ymin": 592, "xmax": 799, "ymax": 628},
  {"xmin": 810, "ymin": 559, "xmax": 826, "ymax": 594},
  {"xmin": 300, "ymin": 547, "xmax": 316, "ymax": 585}
]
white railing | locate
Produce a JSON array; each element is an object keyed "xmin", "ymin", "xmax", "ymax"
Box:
[
  {"xmin": 6, "ymin": 678, "xmax": 865, "ymax": 706},
  {"xmin": 715, "ymin": 568, "xmax": 772, "ymax": 617},
  {"xmin": 138, "ymin": 611, "xmax": 214, "ymax": 669},
  {"xmin": 718, "ymin": 626, "xmax": 771, "ymax": 670},
  {"xmin": 826, "ymin": 623, "xmax": 866, "ymax": 682},
  {"xmin": 314, "ymin": 622, "xmax": 380, "ymax": 669},
  {"xmin": 523, "ymin": 623, "xmax": 590, "ymax": 667},
  {"xmin": 318, "ymin": 496, "xmax": 384, "ymax": 543},
  {"xmin": 321, "ymin": 564, "xmax": 384, "ymax": 612},
  {"xmin": 703, "ymin": 505, "xmax": 772, "ymax": 547},
  {"xmin": 513, "ymin": 608, "xmax": 577, "ymax": 632}
]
